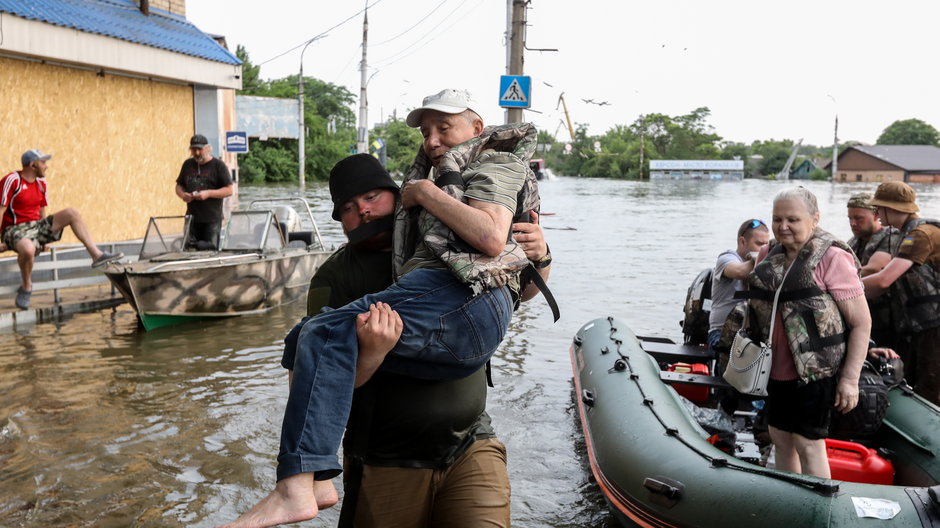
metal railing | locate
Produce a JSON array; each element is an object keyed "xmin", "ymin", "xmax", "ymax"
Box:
[{"xmin": 0, "ymin": 241, "xmax": 140, "ymax": 304}]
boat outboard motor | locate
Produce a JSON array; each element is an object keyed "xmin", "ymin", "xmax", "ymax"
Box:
[{"xmin": 680, "ymin": 267, "xmax": 713, "ymax": 345}]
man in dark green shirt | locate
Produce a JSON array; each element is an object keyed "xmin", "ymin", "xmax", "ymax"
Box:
[
  {"xmin": 309, "ymin": 149, "xmax": 547, "ymax": 527},
  {"xmin": 226, "ymin": 90, "xmax": 550, "ymax": 528}
]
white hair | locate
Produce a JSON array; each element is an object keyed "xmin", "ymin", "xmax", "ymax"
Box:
[{"xmin": 774, "ymin": 187, "xmax": 819, "ymax": 216}]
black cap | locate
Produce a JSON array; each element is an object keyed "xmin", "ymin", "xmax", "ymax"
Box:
[
  {"xmin": 329, "ymin": 154, "xmax": 399, "ymax": 220},
  {"xmin": 189, "ymin": 134, "xmax": 209, "ymax": 148}
]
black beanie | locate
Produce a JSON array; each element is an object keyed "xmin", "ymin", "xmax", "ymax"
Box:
[{"xmin": 329, "ymin": 154, "xmax": 399, "ymax": 220}]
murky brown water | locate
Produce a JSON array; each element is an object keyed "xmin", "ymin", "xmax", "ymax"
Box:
[{"xmin": 2, "ymin": 178, "xmax": 939, "ymax": 527}]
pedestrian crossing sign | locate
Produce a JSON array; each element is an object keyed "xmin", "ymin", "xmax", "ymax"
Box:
[{"xmin": 499, "ymin": 75, "xmax": 531, "ymax": 108}]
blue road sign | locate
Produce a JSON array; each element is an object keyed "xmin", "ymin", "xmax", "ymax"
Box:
[
  {"xmin": 499, "ymin": 75, "xmax": 531, "ymax": 108},
  {"xmin": 225, "ymin": 131, "xmax": 249, "ymax": 153}
]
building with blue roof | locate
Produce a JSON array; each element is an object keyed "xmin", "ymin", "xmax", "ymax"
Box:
[{"xmin": 0, "ymin": 0, "xmax": 244, "ymax": 245}]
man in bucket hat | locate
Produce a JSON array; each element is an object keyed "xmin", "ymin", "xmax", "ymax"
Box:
[
  {"xmin": 1, "ymin": 149, "xmax": 123, "ymax": 309},
  {"xmin": 862, "ymin": 181, "xmax": 940, "ymax": 405}
]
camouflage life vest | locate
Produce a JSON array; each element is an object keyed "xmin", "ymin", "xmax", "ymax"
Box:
[
  {"xmin": 848, "ymin": 225, "xmax": 900, "ymax": 266},
  {"xmin": 849, "ymin": 226, "xmax": 900, "ymax": 338},
  {"xmin": 746, "ymin": 229, "xmax": 856, "ymax": 383},
  {"xmin": 889, "ymin": 218, "xmax": 940, "ymax": 334},
  {"xmin": 392, "ymin": 123, "xmax": 540, "ymax": 295}
]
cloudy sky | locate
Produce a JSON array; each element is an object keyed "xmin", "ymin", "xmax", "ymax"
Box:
[{"xmin": 187, "ymin": 0, "xmax": 938, "ymax": 147}]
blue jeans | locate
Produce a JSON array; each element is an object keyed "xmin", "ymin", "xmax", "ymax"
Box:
[
  {"xmin": 707, "ymin": 329, "xmax": 723, "ymax": 375},
  {"xmin": 277, "ymin": 269, "xmax": 513, "ymax": 481}
]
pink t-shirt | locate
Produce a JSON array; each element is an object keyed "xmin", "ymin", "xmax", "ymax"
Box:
[{"xmin": 753, "ymin": 245, "xmax": 863, "ymax": 381}]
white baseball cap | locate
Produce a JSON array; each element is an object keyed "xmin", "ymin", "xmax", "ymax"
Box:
[{"xmin": 405, "ymin": 89, "xmax": 478, "ymax": 127}]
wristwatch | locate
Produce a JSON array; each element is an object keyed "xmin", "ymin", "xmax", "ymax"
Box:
[{"xmin": 532, "ymin": 245, "xmax": 552, "ymax": 269}]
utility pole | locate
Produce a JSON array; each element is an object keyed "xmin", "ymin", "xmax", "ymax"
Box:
[
  {"xmin": 506, "ymin": 0, "xmax": 525, "ymax": 124},
  {"xmin": 357, "ymin": 7, "xmax": 369, "ymax": 154},
  {"xmin": 831, "ymin": 115, "xmax": 839, "ymax": 180},
  {"xmin": 639, "ymin": 121, "xmax": 645, "ymax": 179}
]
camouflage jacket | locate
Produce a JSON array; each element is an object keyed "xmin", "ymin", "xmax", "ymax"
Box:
[
  {"xmin": 849, "ymin": 226, "xmax": 900, "ymax": 334},
  {"xmin": 848, "ymin": 225, "xmax": 900, "ymax": 267},
  {"xmin": 890, "ymin": 218, "xmax": 940, "ymax": 334},
  {"xmin": 392, "ymin": 123, "xmax": 540, "ymax": 294},
  {"xmin": 746, "ymin": 229, "xmax": 857, "ymax": 384}
]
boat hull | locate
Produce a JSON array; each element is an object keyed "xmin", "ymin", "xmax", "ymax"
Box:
[
  {"xmin": 105, "ymin": 249, "xmax": 331, "ymax": 330},
  {"xmin": 571, "ymin": 316, "xmax": 940, "ymax": 528}
]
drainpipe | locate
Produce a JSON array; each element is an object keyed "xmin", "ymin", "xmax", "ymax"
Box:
[{"xmin": 140, "ymin": 0, "xmax": 149, "ymax": 15}]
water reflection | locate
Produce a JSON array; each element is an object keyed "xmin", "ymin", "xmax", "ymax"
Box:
[{"xmin": 2, "ymin": 178, "xmax": 939, "ymax": 526}]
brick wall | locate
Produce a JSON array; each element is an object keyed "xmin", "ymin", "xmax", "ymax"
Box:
[{"xmin": 141, "ymin": 0, "xmax": 186, "ymax": 17}]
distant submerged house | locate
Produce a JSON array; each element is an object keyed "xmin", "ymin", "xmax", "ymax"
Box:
[
  {"xmin": 828, "ymin": 145, "xmax": 940, "ymax": 183},
  {"xmin": 790, "ymin": 159, "xmax": 817, "ymax": 180},
  {"xmin": 0, "ymin": 0, "xmax": 241, "ymax": 244}
]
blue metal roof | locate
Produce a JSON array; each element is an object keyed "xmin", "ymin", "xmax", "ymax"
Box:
[{"xmin": 0, "ymin": 0, "xmax": 241, "ymax": 65}]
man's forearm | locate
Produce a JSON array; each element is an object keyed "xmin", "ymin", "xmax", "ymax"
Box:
[{"xmin": 410, "ymin": 181, "xmax": 511, "ymax": 257}]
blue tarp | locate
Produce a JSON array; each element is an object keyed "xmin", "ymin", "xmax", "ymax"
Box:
[{"xmin": 0, "ymin": 0, "xmax": 240, "ymax": 65}]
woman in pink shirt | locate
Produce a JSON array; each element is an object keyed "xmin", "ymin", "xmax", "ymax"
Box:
[{"xmin": 748, "ymin": 187, "xmax": 870, "ymax": 478}]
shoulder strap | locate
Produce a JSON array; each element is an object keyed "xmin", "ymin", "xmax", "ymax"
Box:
[
  {"xmin": 744, "ymin": 258, "xmax": 796, "ymax": 346},
  {"xmin": 522, "ymin": 263, "xmax": 560, "ymax": 322}
]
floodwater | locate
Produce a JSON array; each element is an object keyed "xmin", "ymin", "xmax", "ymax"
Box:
[{"xmin": 2, "ymin": 177, "xmax": 939, "ymax": 527}]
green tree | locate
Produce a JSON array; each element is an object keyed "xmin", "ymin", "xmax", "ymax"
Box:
[
  {"xmin": 371, "ymin": 118, "xmax": 423, "ymax": 174},
  {"xmin": 877, "ymin": 118, "xmax": 940, "ymax": 146},
  {"xmin": 235, "ymin": 45, "xmax": 263, "ymax": 92},
  {"xmin": 751, "ymin": 139, "xmax": 797, "ymax": 177},
  {"xmin": 235, "ymin": 47, "xmax": 359, "ymax": 183}
]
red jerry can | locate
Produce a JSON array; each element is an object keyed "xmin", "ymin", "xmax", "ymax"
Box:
[
  {"xmin": 826, "ymin": 438, "xmax": 894, "ymax": 485},
  {"xmin": 666, "ymin": 362, "xmax": 710, "ymax": 403}
]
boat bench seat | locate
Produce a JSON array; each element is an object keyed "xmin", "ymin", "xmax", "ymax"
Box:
[
  {"xmin": 659, "ymin": 370, "xmax": 731, "ymax": 389},
  {"xmin": 637, "ymin": 336, "xmax": 715, "ymax": 364},
  {"xmin": 288, "ymin": 231, "xmax": 314, "ymax": 246}
]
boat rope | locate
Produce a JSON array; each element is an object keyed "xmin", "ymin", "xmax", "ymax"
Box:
[{"xmin": 601, "ymin": 316, "xmax": 840, "ymax": 496}]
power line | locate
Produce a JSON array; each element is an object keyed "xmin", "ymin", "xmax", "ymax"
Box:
[
  {"xmin": 372, "ymin": 0, "xmax": 475, "ymax": 69},
  {"xmin": 256, "ymin": 0, "xmax": 385, "ymax": 67},
  {"xmin": 370, "ymin": 0, "xmax": 451, "ymax": 47}
]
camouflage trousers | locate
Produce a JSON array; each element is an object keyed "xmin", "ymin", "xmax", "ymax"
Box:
[{"xmin": 2, "ymin": 216, "xmax": 62, "ymax": 253}]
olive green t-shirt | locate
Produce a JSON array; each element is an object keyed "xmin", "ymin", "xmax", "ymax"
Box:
[
  {"xmin": 400, "ymin": 156, "xmax": 526, "ymax": 275},
  {"xmin": 897, "ymin": 223, "xmax": 940, "ymax": 268},
  {"xmin": 307, "ymin": 243, "xmax": 495, "ymax": 468}
]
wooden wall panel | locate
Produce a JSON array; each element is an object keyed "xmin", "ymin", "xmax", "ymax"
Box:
[{"xmin": 0, "ymin": 57, "xmax": 194, "ymax": 246}]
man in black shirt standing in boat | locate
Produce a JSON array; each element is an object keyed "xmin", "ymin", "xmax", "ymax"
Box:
[{"xmin": 175, "ymin": 134, "xmax": 233, "ymax": 250}]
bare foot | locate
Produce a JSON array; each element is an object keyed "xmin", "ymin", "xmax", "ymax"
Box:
[
  {"xmin": 314, "ymin": 479, "xmax": 338, "ymax": 509},
  {"xmin": 218, "ymin": 473, "xmax": 334, "ymax": 528}
]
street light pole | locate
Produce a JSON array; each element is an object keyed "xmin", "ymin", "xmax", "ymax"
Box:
[
  {"xmin": 298, "ymin": 36, "xmax": 323, "ymax": 188},
  {"xmin": 827, "ymin": 94, "xmax": 839, "ymax": 181}
]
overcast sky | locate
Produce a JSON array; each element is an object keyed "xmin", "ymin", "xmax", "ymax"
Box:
[{"xmin": 187, "ymin": 0, "xmax": 939, "ymax": 147}]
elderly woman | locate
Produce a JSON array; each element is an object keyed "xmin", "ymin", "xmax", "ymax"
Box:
[{"xmin": 747, "ymin": 188, "xmax": 870, "ymax": 478}]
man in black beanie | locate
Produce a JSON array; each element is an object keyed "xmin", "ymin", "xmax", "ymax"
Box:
[
  {"xmin": 275, "ymin": 152, "xmax": 546, "ymax": 526},
  {"xmin": 225, "ymin": 86, "xmax": 550, "ymax": 525}
]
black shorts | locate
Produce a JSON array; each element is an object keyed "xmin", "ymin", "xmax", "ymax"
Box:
[{"xmin": 766, "ymin": 377, "xmax": 837, "ymax": 440}]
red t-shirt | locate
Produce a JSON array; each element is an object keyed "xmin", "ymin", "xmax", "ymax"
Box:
[{"xmin": 0, "ymin": 171, "xmax": 48, "ymax": 233}]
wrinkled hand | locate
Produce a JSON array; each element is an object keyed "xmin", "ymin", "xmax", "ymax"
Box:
[
  {"xmin": 511, "ymin": 211, "xmax": 547, "ymax": 260},
  {"xmin": 356, "ymin": 302, "xmax": 403, "ymax": 364},
  {"xmin": 401, "ymin": 179, "xmax": 434, "ymax": 209},
  {"xmin": 868, "ymin": 347, "xmax": 900, "ymax": 360},
  {"xmin": 834, "ymin": 376, "xmax": 860, "ymax": 414}
]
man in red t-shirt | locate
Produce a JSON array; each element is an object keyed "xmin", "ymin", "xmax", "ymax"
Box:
[{"xmin": 1, "ymin": 149, "xmax": 123, "ymax": 309}]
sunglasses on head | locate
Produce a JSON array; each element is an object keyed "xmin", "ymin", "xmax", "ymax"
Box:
[{"xmin": 739, "ymin": 219, "xmax": 767, "ymax": 237}]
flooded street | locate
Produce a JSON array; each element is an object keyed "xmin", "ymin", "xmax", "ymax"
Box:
[{"xmin": 3, "ymin": 178, "xmax": 939, "ymax": 527}]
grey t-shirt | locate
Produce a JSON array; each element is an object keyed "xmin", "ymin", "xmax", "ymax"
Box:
[{"xmin": 709, "ymin": 250, "xmax": 745, "ymax": 332}]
